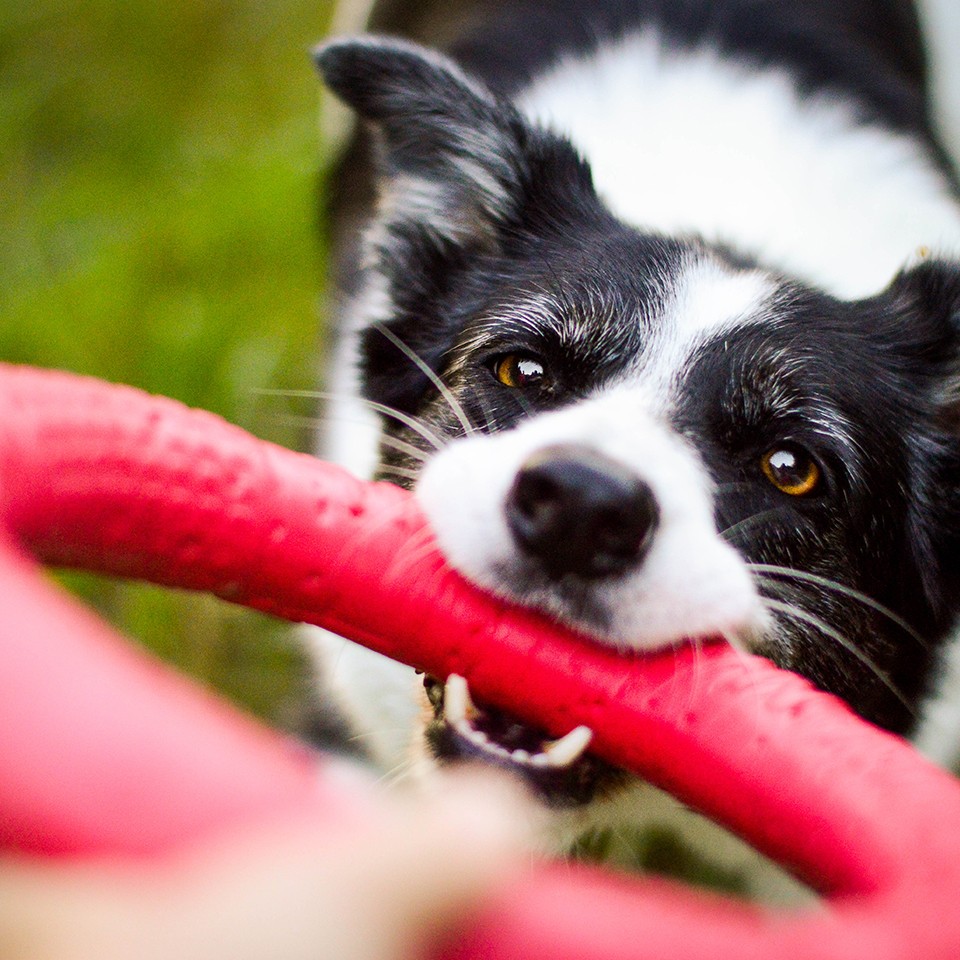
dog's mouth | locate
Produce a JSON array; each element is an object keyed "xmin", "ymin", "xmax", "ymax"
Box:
[{"xmin": 422, "ymin": 673, "xmax": 626, "ymax": 807}]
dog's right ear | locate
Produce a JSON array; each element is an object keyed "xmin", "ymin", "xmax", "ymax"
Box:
[
  {"xmin": 314, "ymin": 36, "xmax": 530, "ymax": 250},
  {"xmin": 314, "ymin": 37, "xmax": 595, "ymax": 417}
]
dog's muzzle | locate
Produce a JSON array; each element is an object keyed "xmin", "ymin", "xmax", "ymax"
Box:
[
  {"xmin": 505, "ymin": 444, "xmax": 659, "ymax": 580},
  {"xmin": 421, "ymin": 447, "xmax": 661, "ymax": 803}
]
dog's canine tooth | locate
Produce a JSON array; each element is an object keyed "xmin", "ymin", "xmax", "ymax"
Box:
[
  {"xmin": 542, "ymin": 725, "xmax": 594, "ymax": 767},
  {"xmin": 444, "ymin": 673, "xmax": 475, "ymax": 725}
]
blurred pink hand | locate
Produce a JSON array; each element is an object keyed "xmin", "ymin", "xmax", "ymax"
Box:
[{"xmin": 0, "ymin": 770, "xmax": 535, "ymax": 960}]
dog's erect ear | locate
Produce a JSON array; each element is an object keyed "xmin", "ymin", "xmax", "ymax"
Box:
[
  {"xmin": 314, "ymin": 36, "xmax": 530, "ymax": 249},
  {"xmin": 884, "ymin": 257, "xmax": 960, "ymax": 564}
]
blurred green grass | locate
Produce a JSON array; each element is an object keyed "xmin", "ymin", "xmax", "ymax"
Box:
[{"xmin": 1, "ymin": 0, "xmax": 340, "ymax": 726}]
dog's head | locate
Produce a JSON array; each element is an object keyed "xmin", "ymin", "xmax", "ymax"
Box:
[{"xmin": 317, "ymin": 37, "xmax": 960, "ymax": 805}]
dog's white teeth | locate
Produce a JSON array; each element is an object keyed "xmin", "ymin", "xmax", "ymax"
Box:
[
  {"xmin": 455, "ymin": 721, "xmax": 509, "ymax": 758},
  {"xmin": 542, "ymin": 725, "xmax": 594, "ymax": 767},
  {"xmin": 443, "ymin": 675, "xmax": 593, "ymax": 770},
  {"xmin": 444, "ymin": 673, "xmax": 476, "ymax": 725}
]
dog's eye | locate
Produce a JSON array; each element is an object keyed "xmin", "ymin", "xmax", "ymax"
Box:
[
  {"xmin": 493, "ymin": 353, "xmax": 546, "ymax": 389},
  {"xmin": 760, "ymin": 444, "xmax": 821, "ymax": 497}
]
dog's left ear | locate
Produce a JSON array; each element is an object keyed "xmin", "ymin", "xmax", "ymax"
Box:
[
  {"xmin": 881, "ymin": 259, "xmax": 960, "ymax": 425},
  {"xmin": 885, "ymin": 258, "xmax": 960, "ymax": 325},
  {"xmin": 869, "ymin": 259, "xmax": 960, "ymax": 623}
]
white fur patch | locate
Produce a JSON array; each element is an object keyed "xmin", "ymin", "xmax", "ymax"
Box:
[
  {"xmin": 305, "ymin": 627, "xmax": 421, "ymax": 770},
  {"xmin": 319, "ymin": 288, "xmax": 387, "ymax": 480},
  {"xmin": 914, "ymin": 619, "xmax": 960, "ymax": 769},
  {"xmin": 516, "ymin": 30, "xmax": 960, "ymax": 298},
  {"xmin": 640, "ymin": 257, "xmax": 775, "ymax": 399}
]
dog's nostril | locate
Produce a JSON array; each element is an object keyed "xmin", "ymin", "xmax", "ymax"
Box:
[
  {"xmin": 505, "ymin": 444, "xmax": 659, "ymax": 580},
  {"xmin": 512, "ymin": 472, "xmax": 563, "ymax": 526}
]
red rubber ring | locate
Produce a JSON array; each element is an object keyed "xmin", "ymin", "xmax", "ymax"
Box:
[{"xmin": 1, "ymin": 363, "xmax": 959, "ymax": 958}]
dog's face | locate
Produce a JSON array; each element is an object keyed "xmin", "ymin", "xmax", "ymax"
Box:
[{"xmin": 317, "ymin": 38, "xmax": 960, "ymax": 806}]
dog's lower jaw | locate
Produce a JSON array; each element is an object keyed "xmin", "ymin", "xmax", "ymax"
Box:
[{"xmin": 422, "ymin": 674, "xmax": 629, "ymax": 808}]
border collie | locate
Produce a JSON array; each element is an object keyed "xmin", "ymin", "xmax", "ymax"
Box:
[{"xmin": 308, "ymin": 0, "xmax": 960, "ymax": 889}]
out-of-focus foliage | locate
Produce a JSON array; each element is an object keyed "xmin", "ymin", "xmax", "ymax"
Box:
[{"xmin": 0, "ymin": 0, "xmax": 339, "ymax": 724}]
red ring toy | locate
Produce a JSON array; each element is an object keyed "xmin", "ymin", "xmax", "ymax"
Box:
[{"xmin": 2, "ymin": 362, "xmax": 960, "ymax": 958}]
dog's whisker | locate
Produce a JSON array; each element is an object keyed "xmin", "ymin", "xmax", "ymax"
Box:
[
  {"xmin": 382, "ymin": 530, "xmax": 446, "ymax": 585},
  {"xmin": 718, "ymin": 509, "xmax": 787, "ymax": 544},
  {"xmin": 748, "ymin": 562, "xmax": 928, "ymax": 650},
  {"xmin": 376, "ymin": 756, "xmax": 420, "ymax": 789},
  {"xmin": 270, "ymin": 412, "xmax": 435, "ymax": 470},
  {"xmin": 762, "ymin": 596, "xmax": 915, "ymax": 715},
  {"xmin": 344, "ymin": 727, "xmax": 415, "ymax": 746},
  {"xmin": 685, "ymin": 632, "xmax": 707, "ymax": 714},
  {"xmin": 371, "ymin": 322, "xmax": 477, "ymax": 439},
  {"xmin": 345, "ymin": 397, "xmax": 448, "ymax": 453},
  {"xmin": 391, "ymin": 522, "xmax": 438, "ymax": 563},
  {"xmin": 259, "ymin": 410, "xmax": 326, "ymax": 437},
  {"xmin": 472, "ymin": 386, "xmax": 503, "ymax": 436},
  {"xmin": 717, "ymin": 627, "xmax": 766, "ymax": 734},
  {"xmin": 717, "ymin": 626, "xmax": 750, "ymax": 655},
  {"xmin": 389, "ymin": 539, "xmax": 446, "ymax": 578},
  {"xmin": 376, "ymin": 463, "xmax": 422, "ymax": 483},
  {"xmin": 257, "ymin": 387, "xmax": 448, "ymax": 453},
  {"xmin": 250, "ymin": 386, "xmax": 325, "ymax": 400},
  {"xmin": 378, "ymin": 432, "xmax": 432, "ymax": 464},
  {"xmin": 713, "ymin": 480, "xmax": 758, "ymax": 495}
]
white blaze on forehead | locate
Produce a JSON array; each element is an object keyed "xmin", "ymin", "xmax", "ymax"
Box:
[
  {"xmin": 670, "ymin": 259, "xmax": 774, "ymax": 343},
  {"xmin": 641, "ymin": 258, "xmax": 774, "ymax": 403}
]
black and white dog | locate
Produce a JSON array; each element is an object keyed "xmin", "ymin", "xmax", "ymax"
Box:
[{"xmin": 309, "ymin": 0, "xmax": 960, "ymax": 885}]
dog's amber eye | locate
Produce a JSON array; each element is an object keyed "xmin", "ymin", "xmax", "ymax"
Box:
[
  {"xmin": 493, "ymin": 353, "xmax": 546, "ymax": 389},
  {"xmin": 761, "ymin": 445, "xmax": 821, "ymax": 497}
]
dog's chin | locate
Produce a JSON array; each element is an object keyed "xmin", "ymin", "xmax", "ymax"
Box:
[
  {"xmin": 488, "ymin": 557, "xmax": 619, "ymax": 636},
  {"xmin": 421, "ymin": 674, "xmax": 631, "ymax": 807}
]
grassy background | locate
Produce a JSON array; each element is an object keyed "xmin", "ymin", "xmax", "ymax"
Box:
[{"xmin": 1, "ymin": 0, "xmax": 340, "ymax": 725}]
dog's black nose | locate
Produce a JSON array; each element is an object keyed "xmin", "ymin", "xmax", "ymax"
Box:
[{"xmin": 505, "ymin": 444, "xmax": 658, "ymax": 579}]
